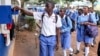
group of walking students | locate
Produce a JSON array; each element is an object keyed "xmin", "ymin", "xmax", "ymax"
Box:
[{"xmin": 14, "ymin": 1, "xmax": 99, "ymax": 56}]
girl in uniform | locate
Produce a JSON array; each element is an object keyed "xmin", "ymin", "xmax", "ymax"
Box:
[
  {"xmin": 75, "ymin": 7, "xmax": 97, "ymax": 56},
  {"xmin": 59, "ymin": 8, "xmax": 73, "ymax": 56}
]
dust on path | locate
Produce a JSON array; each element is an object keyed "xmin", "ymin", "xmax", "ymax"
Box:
[{"xmin": 13, "ymin": 28, "xmax": 100, "ymax": 56}]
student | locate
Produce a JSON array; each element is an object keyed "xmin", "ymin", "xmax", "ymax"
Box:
[
  {"xmin": 59, "ymin": 8, "xmax": 73, "ymax": 56},
  {"xmin": 75, "ymin": 8, "xmax": 83, "ymax": 54},
  {"xmin": 89, "ymin": 7, "xmax": 99, "ymax": 46},
  {"xmin": 14, "ymin": 1, "xmax": 62, "ymax": 56},
  {"xmin": 89, "ymin": 7, "xmax": 99, "ymax": 22},
  {"xmin": 75, "ymin": 6, "xmax": 97, "ymax": 56},
  {"xmin": 66, "ymin": 7, "xmax": 76, "ymax": 33}
]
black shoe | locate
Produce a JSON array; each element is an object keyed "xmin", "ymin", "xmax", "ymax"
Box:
[
  {"xmin": 69, "ymin": 54, "xmax": 73, "ymax": 56},
  {"xmin": 74, "ymin": 50, "xmax": 79, "ymax": 54},
  {"xmin": 91, "ymin": 45, "xmax": 94, "ymax": 47},
  {"xmin": 93, "ymin": 40, "xmax": 96, "ymax": 44}
]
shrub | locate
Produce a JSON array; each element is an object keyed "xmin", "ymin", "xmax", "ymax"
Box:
[{"xmin": 25, "ymin": 16, "xmax": 36, "ymax": 31}]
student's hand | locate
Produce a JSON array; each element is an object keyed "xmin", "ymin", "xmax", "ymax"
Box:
[
  {"xmin": 56, "ymin": 43, "xmax": 60, "ymax": 51},
  {"xmin": 3, "ymin": 34, "xmax": 7, "ymax": 38},
  {"xmin": 81, "ymin": 22, "xmax": 89, "ymax": 25},
  {"xmin": 13, "ymin": 6, "xmax": 21, "ymax": 10},
  {"xmin": 84, "ymin": 22, "xmax": 90, "ymax": 25}
]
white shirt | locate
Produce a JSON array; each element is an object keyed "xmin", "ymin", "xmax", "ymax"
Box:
[{"xmin": 33, "ymin": 12, "xmax": 62, "ymax": 36}]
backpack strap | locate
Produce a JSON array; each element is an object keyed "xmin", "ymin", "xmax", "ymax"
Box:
[
  {"xmin": 41, "ymin": 13, "xmax": 58, "ymax": 23},
  {"xmin": 89, "ymin": 14, "xmax": 93, "ymax": 23},
  {"xmin": 95, "ymin": 12, "xmax": 97, "ymax": 19},
  {"xmin": 65, "ymin": 15, "xmax": 68, "ymax": 23},
  {"xmin": 55, "ymin": 15, "xmax": 58, "ymax": 23},
  {"xmin": 41, "ymin": 12, "xmax": 45, "ymax": 22},
  {"xmin": 65, "ymin": 15, "xmax": 68, "ymax": 26}
]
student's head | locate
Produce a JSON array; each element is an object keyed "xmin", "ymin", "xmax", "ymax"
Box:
[
  {"xmin": 83, "ymin": 6, "xmax": 89, "ymax": 14},
  {"xmin": 78, "ymin": 9, "xmax": 83, "ymax": 15},
  {"xmin": 59, "ymin": 8, "xmax": 66, "ymax": 17},
  {"xmin": 45, "ymin": 1, "xmax": 55, "ymax": 13},
  {"xmin": 89, "ymin": 7, "xmax": 94, "ymax": 13}
]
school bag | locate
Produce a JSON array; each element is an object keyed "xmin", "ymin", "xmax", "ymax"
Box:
[
  {"xmin": 84, "ymin": 14, "xmax": 98, "ymax": 38},
  {"xmin": 70, "ymin": 19, "xmax": 75, "ymax": 32},
  {"xmin": 64, "ymin": 15, "xmax": 74, "ymax": 32},
  {"xmin": 68, "ymin": 12, "xmax": 76, "ymax": 32},
  {"xmin": 95, "ymin": 12, "xmax": 100, "ymax": 25},
  {"xmin": 65, "ymin": 14, "xmax": 75, "ymax": 32}
]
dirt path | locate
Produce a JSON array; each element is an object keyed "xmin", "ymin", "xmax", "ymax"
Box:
[{"xmin": 13, "ymin": 28, "xmax": 100, "ymax": 56}]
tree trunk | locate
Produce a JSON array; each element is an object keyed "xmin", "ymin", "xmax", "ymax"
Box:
[
  {"xmin": 21, "ymin": 0, "xmax": 24, "ymax": 8},
  {"xmin": 92, "ymin": 2, "xmax": 94, "ymax": 8}
]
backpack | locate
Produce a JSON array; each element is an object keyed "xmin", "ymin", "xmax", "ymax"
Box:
[
  {"xmin": 96, "ymin": 12, "xmax": 100, "ymax": 25},
  {"xmin": 84, "ymin": 14, "xmax": 98, "ymax": 38},
  {"xmin": 65, "ymin": 15, "xmax": 75, "ymax": 32},
  {"xmin": 65, "ymin": 16, "xmax": 69, "ymax": 26},
  {"xmin": 70, "ymin": 19, "xmax": 75, "ymax": 32}
]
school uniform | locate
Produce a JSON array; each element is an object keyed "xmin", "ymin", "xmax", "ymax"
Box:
[
  {"xmin": 76, "ymin": 13, "xmax": 97, "ymax": 56},
  {"xmin": 60, "ymin": 15, "xmax": 72, "ymax": 49},
  {"xmin": 90, "ymin": 12, "xmax": 99, "ymax": 22},
  {"xmin": 33, "ymin": 12, "xmax": 62, "ymax": 56},
  {"xmin": 60, "ymin": 15, "xmax": 73, "ymax": 56},
  {"xmin": 89, "ymin": 12, "xmax": 98, "ymax": 46},
  {"xmin": 70, "ymin": 10, "xmax": 78, "ymax": 21},
  {"xmin": 66, "ymin": 9, "xmax": 71, "ymax": 16},
  {"xmin": 76, "ymin": 13, "xmax": 96, "ymax": 43}
]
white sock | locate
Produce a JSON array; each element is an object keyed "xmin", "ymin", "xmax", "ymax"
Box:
[
  {"xmin": 63, "ymin": 50, "xmax": 67, "ymax": 56},
  {"xmin": 77, "ymin": 42, "xmax": 81, "ymax": 51},
  {"xmin": 85, "ymin": 47, "xmax": 89, "ymax": 56},
  {"xmin": 6, "ymin": 34, "xmax": 10, "ymax": 46},
  {"xmin": 91, "ymin": 43, "xmax": 94, "ymax": 46},
  {"xmin": 91, "ymin": 38, "xmax": 94, "ymax": 45},
  {"xmin": 68, "ymin": 47, "xmax": 73, "ymax": 54}
]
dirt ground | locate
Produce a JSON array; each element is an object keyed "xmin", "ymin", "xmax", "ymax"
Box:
[{"xmin": 13, "ymin": 28, "xmax": 100, "ymax": 56}]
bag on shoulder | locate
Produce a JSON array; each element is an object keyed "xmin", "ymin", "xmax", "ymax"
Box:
[
  {"xmin": 85, "ymin": 15, "xmax": 98, "ymax": 38},
  {"xmin": 65, "ymin": 15, "xmax": 75, "ymax": 32},
  {"xmin": 85, "ymin": 25, "xmax": 98, "ymax": 38}
]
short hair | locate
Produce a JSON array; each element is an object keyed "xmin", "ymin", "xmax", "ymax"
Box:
[
  {"xmin": 59, "ymin": 8, "xmax": 66, "ymax": 12},
  {"xmin": 83, "ymin": 6, "xmax": 89, "ymax": 9},
  {"xmin": 45, "ymin": 1, "xmax": 55, "ymax": 8},
  {"xmin": 78, "ymin": 9, "xmax": 83, "ymax": 12}
]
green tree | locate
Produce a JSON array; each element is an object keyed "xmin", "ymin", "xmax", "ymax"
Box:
[
  {"xmin": 89, "ymin": 0, "xmax": 97, "ymax": 8},
  {"xmin": 21, "ymin": 0, "xmax": 29, "ymax": 8},
  {"xmin": 39, "ymin": 0, "xmax": 52, "ymax": 3},
  {"xmin": 65, "ymin": 0, "xmax": 74, "ymax": 7},
  {"xmin": 39, "ymin": 0, "xmax": 62, "ymax": 3}
]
